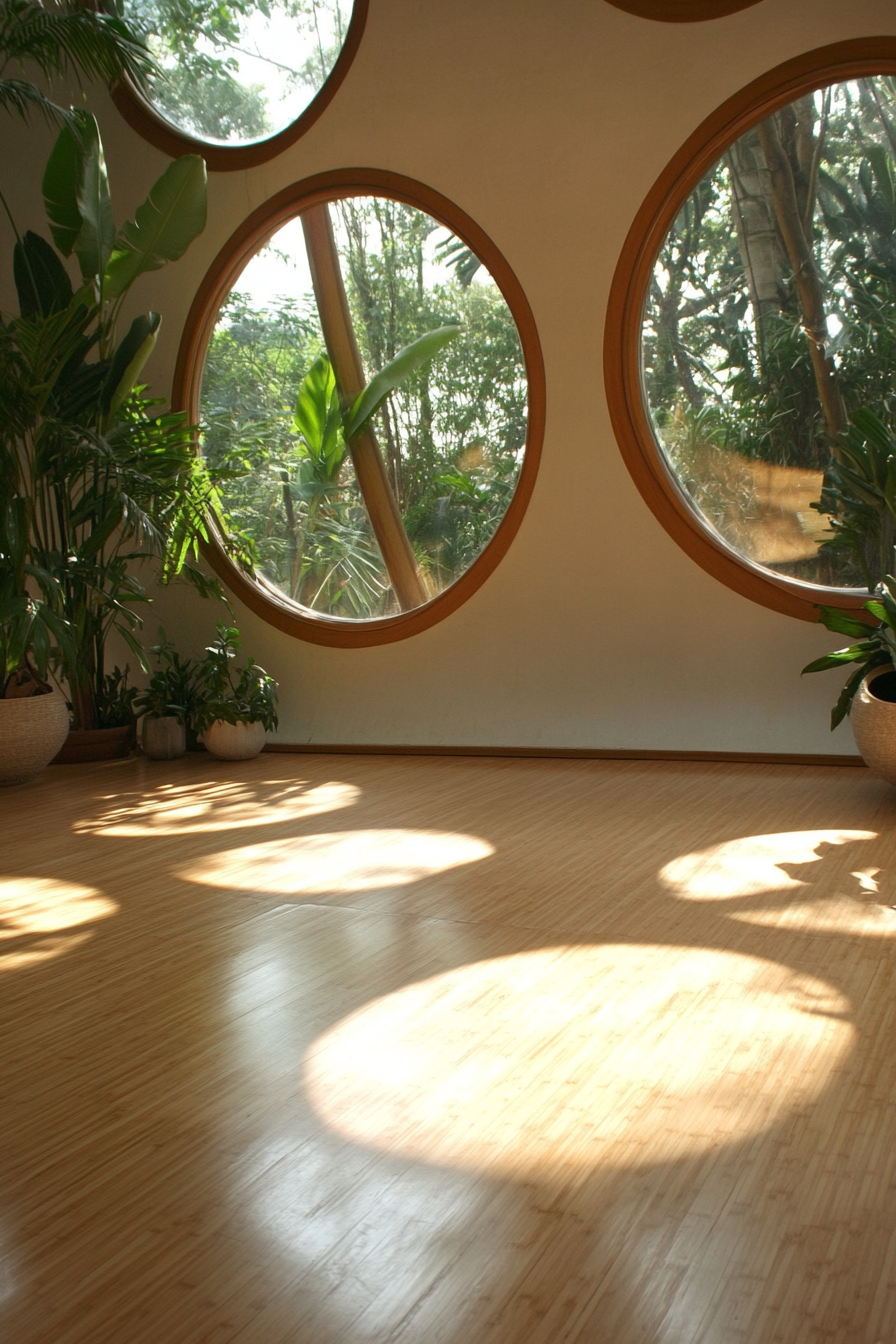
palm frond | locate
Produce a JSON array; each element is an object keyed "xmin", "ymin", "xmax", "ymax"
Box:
[
  {"xmin": 0, "ymin": 72, "xmax": 62, "ymax": 119},
  {"xmin": 0, "ymin": 1, "xmax": 156, "ymax": 104}
]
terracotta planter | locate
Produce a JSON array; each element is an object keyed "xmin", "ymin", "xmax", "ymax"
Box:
[
  {"xmin": 851, "ymin": 665, "xmax": 896, "ymax": 785},
  {"xmin": 0, "ymin": 687, "xmax": 71, "ymax": 785},
  {"xmin": 53, "ymin": 722, "xmax": 137, "ymax": 764},
  {"xmin": 203, "ymin": 718, "xmax": 266, "ymax": 761},
  {"xmin": 142, "ymin": 716, "xmax": 186, "ymax": 760}
]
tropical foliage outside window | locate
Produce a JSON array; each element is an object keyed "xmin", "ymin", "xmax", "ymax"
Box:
[
  {"xmin": 642, "ymin": 75, "xmax": 896, "ymax": 590},
  {"xmin": 119, "ymin": 0, "xmax": 350, "ymax": 144},
  {"xmin": 199, "ymin": 196, "xmax": 529, "ymax": 620}
]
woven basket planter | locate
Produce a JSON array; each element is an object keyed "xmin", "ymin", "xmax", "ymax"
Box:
[
  {"xmin": 851, "ymin": 665, "xmax": 896, "ymax": 786},
  {"xmin": 0, "ymin": 688, "xmax": 71, "ymax": 785}
]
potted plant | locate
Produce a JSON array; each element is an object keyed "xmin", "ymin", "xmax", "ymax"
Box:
[
  {"xmin": 1, "ymin": 110, "xmax": 239, "ymax": 762},
  {"xmin": 192, "ymin": 624, "xmax": 278, "ymax": 761},
  {"xmin": 0, "ymin": 0, "xmax": 154, "ymax": 782},
  {"xmin": 134, "ymin": 630, "xmax": 204, "ymax": 759},
  {"xmin": 802, "ymin": 576, "xmax": 896, "ymax": 777},
  {"xmin": 803, "ymin": 408, "xmax": 896, "ymax": 780}
]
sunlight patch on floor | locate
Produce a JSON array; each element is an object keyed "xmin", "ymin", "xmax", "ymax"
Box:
[
  {"xmin": 304, "ymin": 944, "xmax": 852, "ymax": 1175},
  {"xmin": 179, "ymin": 829, "xmax": 494, "ymax": 895},
  {"xmin": 77, "ymin": 780, "xmax": 360, "ymax": 836},
  {"xmin": 0, "ymin": 878, "xmax": 117, "ymax": 971},
  {"xmin": 660, "ymin": 830, "xmax": 878, "ymax": 898}
]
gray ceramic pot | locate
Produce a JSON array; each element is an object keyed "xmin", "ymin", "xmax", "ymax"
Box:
[{"xmin": 142, "ymin": 716, "xmax": 186, "ymax": 760}]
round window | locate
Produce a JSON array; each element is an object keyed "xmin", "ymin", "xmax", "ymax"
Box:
[
  {"xmin": 175, "ymin": 172, "xmax": 543, "ymax": 645},
  {"xmin": 607, "ymin": 42, "xmax": 896, "ymax": 620},
  {"xmin": 114, "ymin": 0, "xmax": 366, "ymax": 166}
]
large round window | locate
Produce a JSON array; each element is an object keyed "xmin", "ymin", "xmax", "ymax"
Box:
[
  {"xmin": 114, "ymin": 0, "xmax": 366, "ymax": 167},
  {"xmin": 607, "ymin": 42, "xmax": 896, "ymax": 620},
  {"xmin": 175, "ymin": 172, "xmax": 543, "ymax": 645}
]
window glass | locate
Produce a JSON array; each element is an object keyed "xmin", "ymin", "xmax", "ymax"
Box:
[
  {"xmin": 199, "ymin": 196, "xmax": 529, "ymax": 620},
  {"xmin": 641, "ymin": 76, "xmax": 896, "ymax": 589},
  {"xmin": 121, "ymin": 0, "xmax": 352, "ymax": 145}
]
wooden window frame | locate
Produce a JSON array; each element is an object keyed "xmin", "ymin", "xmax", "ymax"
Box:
[
  {"xmin": 604, "ymin": 1, "xmax": 763, "ymax": 20},
  {"xmin": 112, "ymin": 0, "xmax": 368, "ymax": 172},
  {"xmin": 173, "ymin": 168, "xmax": 546, "ymax": 647},
  {"xmin": 604, "ymin": 39, "xmax": 896, "ymax": 623}
]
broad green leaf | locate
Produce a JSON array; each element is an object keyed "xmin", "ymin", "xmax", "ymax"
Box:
[
  {"xmin": 831, "ymin": 661, "xmax": 883, "ymax": 729},
  {"xmin": 102, "ymin": 312, "xmax": 161, "ymax": 418},
  {"xmin": 815, "ymin": 604, "xmax": 874, "ymax": 639},
  {"xmin": 42, "ymin": 111, "xmax": 114, "ymax": 283},
  {"xmin": 294, "ymin": 354, "xmax": 343, "ymax": 480},
  {"xmin": 13, "ymin": 231, "xmax": 73, "ymax": 318},
  {"xmin": 42, "ymin": 117, "xmax": 84, "ymax": 257},
  {"xmin": 343, "ymin": 325, "xmax": 462, "ymax": 443},
  {"xmin": 104, "ymin": 155, "xmax": 207, "ymax": 299},
  {"xmin": 802, "ymin": 642, "xmax": 878, "ymax": 673},
  {"xmin": 73, "ymin": 113, "xmax": 115, "ymax": 283}
]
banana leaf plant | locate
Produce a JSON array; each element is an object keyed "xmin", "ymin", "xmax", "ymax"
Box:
[
  {"xmin": 802, "ymin": 579, "xmax": 896, "ymax": 728},
  {"xmin": 280, "ymin": 325, "xmax": 461, "ymax": 606},
  {"xmin": 0, "ymin": 111, "xmax": 232, "ymax": 725}
]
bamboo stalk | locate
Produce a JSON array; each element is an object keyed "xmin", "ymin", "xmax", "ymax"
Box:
[
  {"xmin": 300, "ymin": 203, "xmax": 427, "ymax": 612},
  {"xmin": 757, "ymin": 115, "xmax": 845, "ymax": 440}
]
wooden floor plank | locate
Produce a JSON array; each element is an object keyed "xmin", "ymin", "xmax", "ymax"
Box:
[{"xmin": 3, "ymin": 752, "xmax": 896, "ymax": 1341}]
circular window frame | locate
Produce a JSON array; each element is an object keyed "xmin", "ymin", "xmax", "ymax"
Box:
[
  {"xmin": 174, "ymin": 167, "xmax": 545, "ymax": 647},
  {"xmin": 605, "ymin": 38, "xmax": 896, "ymax": 622},
  {"xmin": 112, "ymin": 0, "xmax": 368, "ymax": 171},
  {"xmin": 604, "ymin": 1, "xmax": 763, "ymax": 21}
]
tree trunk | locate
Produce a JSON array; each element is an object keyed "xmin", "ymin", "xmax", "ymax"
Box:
[
  {"xmin": 757, "ymin": 114, "xmax": 844, "ymax": 439},
  {"xmin": 727, "ymin": 128, "xmax": 791, "ymax": 365},
  {"xmin": 300, "ymin": 203, "xmax": 427, "ymax": 612}
]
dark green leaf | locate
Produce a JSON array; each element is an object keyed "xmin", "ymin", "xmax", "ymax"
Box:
[
  {"xmin": 102, "ymin": 312, "xmax": 161, "ymax": 417},
  {"xmin": 13, "ymin": 230, "xmax": 73, "ymax": 317},
  {"xmin": 43, "ymin": 116, "xmax": 83, "ymax": 256}
]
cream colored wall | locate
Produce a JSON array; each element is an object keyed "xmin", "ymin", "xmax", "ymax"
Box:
[{"xmin": 4, "ymin": 0, "xmax": 896, "ymax": 752}]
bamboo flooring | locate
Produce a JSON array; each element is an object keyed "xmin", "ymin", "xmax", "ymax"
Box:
[{"xmin": 3, "ymin": 752, "xmax": 896, "ymax": 1342}]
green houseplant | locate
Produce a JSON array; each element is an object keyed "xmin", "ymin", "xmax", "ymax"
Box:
[
  {"xmin": 0, "ymin": 0, "xmax": 160, "ymax": 780},
  {"xmin": 803, "ymin": 408, "xmax": 896, "ymax": 782},
  {"xmin": 134, "ymin": 630, "xmax": 205, "ymax": 758},
  {"xmin": 192, "ymin": 624, "xmax": 278, "ymax": 761},
  {"xmin": 1, "ymin": 109, "xmax": 226, "ymax": 754}
]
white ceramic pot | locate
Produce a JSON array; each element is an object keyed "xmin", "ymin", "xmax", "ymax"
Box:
[
  {"xmin": 851, "ymin": 665, "xmax": 896, "ymax": 785},
  {"xmin": 203, "ymin": 718, "xmax": 266, "ymax": 761},
  {"xmin": 0, "ymin": 687, "xmax": 71, "ymax": 785},
  {"xmin": 143, "ymin": 716, "xmax": 186, "ymax": 760}
]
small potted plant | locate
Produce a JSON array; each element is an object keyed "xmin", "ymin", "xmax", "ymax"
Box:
[
  {"xmin": 134, "ymin": 632, "xmax": 201, "ymax": 760},
  {"xmin": 803, "ymin": 409, "xmax": 896, "ymax": 782},
  {"xmin": 192, "ymin": 625, "xmax": 278, "ymax": 761},
  {"xmin": 802, "ymin": 578, "xmax": 896, "ymax": 783}
]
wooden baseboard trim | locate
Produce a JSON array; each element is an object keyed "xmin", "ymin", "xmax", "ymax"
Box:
[{"xmin": 262, "ymin": 743, "xmax": 865, "ymax": 768}]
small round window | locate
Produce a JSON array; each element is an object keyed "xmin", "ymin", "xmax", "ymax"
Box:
[
  {"xmin": 641, "ymin": 73, "xmax": 896, "ymax": 593},
  {"xmin": 118, "ymin": 0, "xmax": 361, "ymax": 152},
  {"xmin": 178, "ymin": 175, "xmax": 542, "ymax": 643}
]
